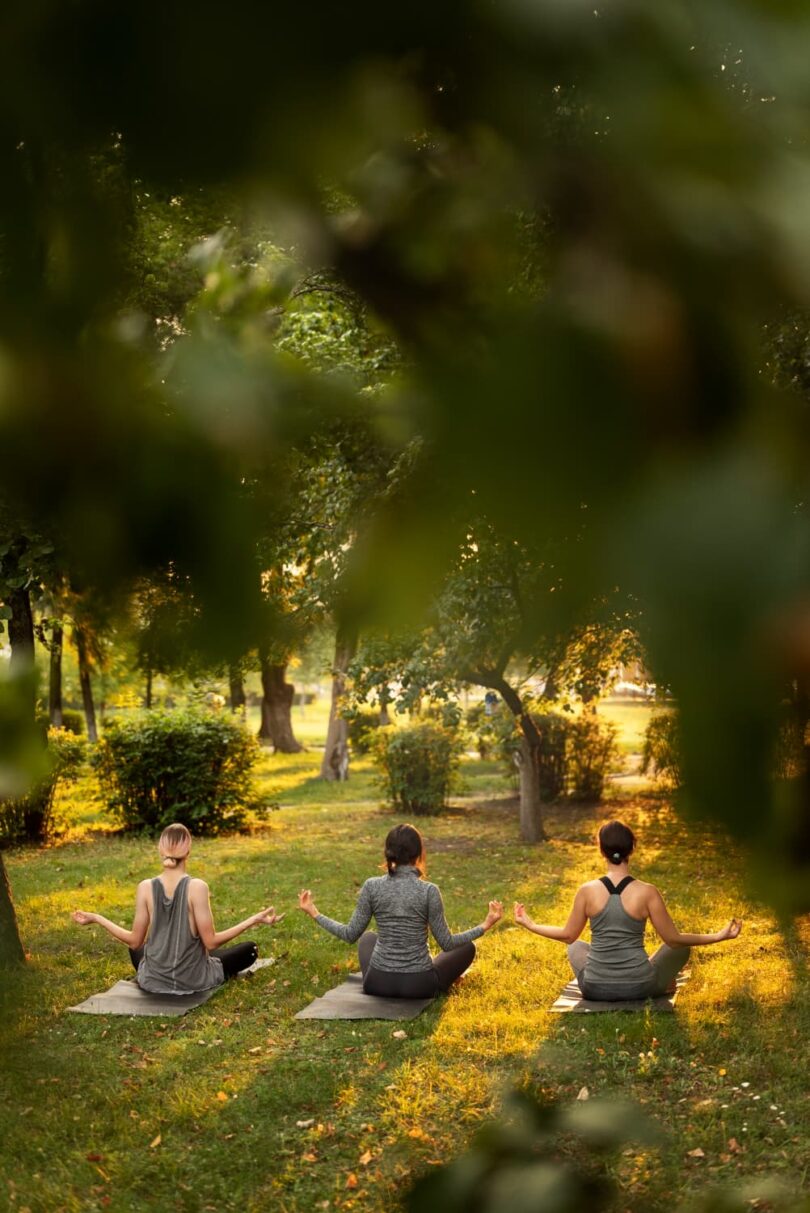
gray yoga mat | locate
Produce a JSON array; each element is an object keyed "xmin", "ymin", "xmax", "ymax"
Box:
[
  {"xmin": 67, "ymin": 958, "xmax": 275, "ymax": 1017},
  {"xmin": 295, "ymin": 972, "xmax": 435, "ymax": 1021},
  {"xmin": 549, "ymin": 970, "xmax": 690, "ymax": 1014}
]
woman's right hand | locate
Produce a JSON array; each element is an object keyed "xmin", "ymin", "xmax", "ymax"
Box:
[
  {"xmin": 513, "ymin": 902, "xmax": 531, "ymax": 928},
  {"xmin": 298, "ymin": 889, "xmax": 319, "ymax": 919},
  {"xmin": 716, "ymin": 917, "xmax": 743, "ymax": 941},
  {"xmin": 483, "ymin": 900, "xmax": 503, "ymax": 930}
]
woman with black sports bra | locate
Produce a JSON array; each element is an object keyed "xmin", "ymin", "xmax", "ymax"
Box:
[{"xmin": 514, "ymin": 820, "xmax": 742, "ymax": 1001}]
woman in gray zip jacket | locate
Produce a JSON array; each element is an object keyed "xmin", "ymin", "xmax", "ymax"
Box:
[{"xmin": 299, "ymin": 823, "xmax": 503, "ymax": 998}]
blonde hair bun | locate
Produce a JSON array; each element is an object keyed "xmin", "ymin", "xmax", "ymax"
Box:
[{"xmin": 158, "ymin": 823, "xmax": 192, "ymax": 867}]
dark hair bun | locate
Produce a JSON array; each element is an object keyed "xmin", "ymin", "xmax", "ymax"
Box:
[
  {"xmin": 598, "ymin": 820, "xmax": 636, "ymax": 864},
  {"xmin": 384, "ymin": 824, "xmax": 424, "ymax": 875}
]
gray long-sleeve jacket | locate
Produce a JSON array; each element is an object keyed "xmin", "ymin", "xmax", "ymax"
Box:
[{"xmin": 315, "ymin": 864, "xmax": 484, "ymax": 972}]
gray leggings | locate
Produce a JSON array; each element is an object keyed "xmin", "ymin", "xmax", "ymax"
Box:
[
  {"xmin": 567, "ymin": 941, "xmax": 690, "ymax": 999},
  {"xmin": 358, "ymin": 931, "xmax": 475, "ymax": 997}
]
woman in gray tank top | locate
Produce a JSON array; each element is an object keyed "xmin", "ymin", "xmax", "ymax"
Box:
[
  {"xmin": 298, "ymin": 824, "xmax": 504, "ymax": 998},
  {"xmin": 72, "ymin": 823, "xmax": 283, "ymax": 994},
  {"xmin": 514, "ymin": 820, "xmax": 742, "ymax": 1001}
]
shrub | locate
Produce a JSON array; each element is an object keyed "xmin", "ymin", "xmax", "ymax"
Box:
[
  {"xmin": 373, "ymin": 722, "xmax": 462, "ymax": 816},
  {"xmin": 566, "ymin": 712, "xmax": 618, "ymax": 801},
  {"xmin": 346, "ymin": 706, "xmax": 383, "ymax": 755},
  {"xmin": 61, "ymin": 709, "xmax": 85, "ymax": 735},
  {"xmin": 94, "ymin": 709, "xmax": 259, "ymax": 835},
  {"xmin": 0, "ymin": 727, "xmax": 88, "ymax": 845},
  {"xmin": 640, "ymin": 711, "xmax": 681, "ymax": 786},
  {"xmin": 533, "ymin": 709, "xmax": 570, "ymax": 801},
  {"xmin": 35, "ymin": 707, "xmax": 85, "ymax": 736}
]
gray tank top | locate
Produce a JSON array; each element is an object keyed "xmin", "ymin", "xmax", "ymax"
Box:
[
  {"xmin": 136, "ymin": 876, "xmax": 224, "ymax": 994},
  {"xmin": 580, "ymin": 877, "xmax": 656, "ymax": 999}
]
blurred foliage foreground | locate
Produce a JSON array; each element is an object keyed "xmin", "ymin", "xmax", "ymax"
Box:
[{"xmin": 2, "ymin": 1, "xmax": 810, "ymax": 908}]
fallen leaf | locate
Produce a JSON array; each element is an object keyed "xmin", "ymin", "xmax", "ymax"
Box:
[
  {"xmin": 718, "ymin": 1068, "xmax": 727, "ymax": 1076},
  {"xmin": 86, "ymin": 1153, "xmax": 105, "ymax": 1163},
  {"xmin": 215, "ymin": 1092, "xmax": 228, "ymax": 1102},
  {"xmin": 687, "ymin": 1148, "xmax": 705, "ymax": 1159},
  {"xmin": 296, "ymin": 1119, "xmax": 315, "ymax": 1129},
  {"xmin": 392, "ymin": 1030, "xmax": 407, "ymax": 1040},
  {"xmin": 576, "ymin": 1087, "xmax": 590, "ymax": 1101},
  {"xmin": 359, "ymin": 1150, "xmax": 373, "ymax": 1166},
  {"xmin": 727, "ymin": 1138, "xmax": 744, "ymax": 1154},
  {"xmin": 248, "ymin": 1046, "xmax": 262, "ymax": 1055},
  {"xmin": 149, "ymin": 1134, "xmax": 162, "ymax": 1149},
  {"xmin": 302, "ymin": 1152, "xmax": 317, "ymax": 1163},
  {"xmin": 345, "ymin": 1173, "xmax": 358, "ymax": 1189}
]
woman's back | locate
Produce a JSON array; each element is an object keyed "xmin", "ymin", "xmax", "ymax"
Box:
[
  {"xmin": 136, "ymin": 875, "xmax": 224, "ymax": 994},
  {"xmin": 581, "ymin": 876, "xmax": 656, "ymax": 998}
]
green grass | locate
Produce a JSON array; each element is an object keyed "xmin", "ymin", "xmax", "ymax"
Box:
[{"xmin": 1, "ymin": 749, "xmax": 807, "ymax": 1212}]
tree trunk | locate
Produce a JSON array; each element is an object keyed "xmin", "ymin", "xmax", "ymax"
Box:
[
  {"xmin": 516, "ymin": 734, "xmax": 545, "ymax": 843},
  {"xmin": 0, "ymin": 856, "xmax": 25, "ymax": 967},
  {"xmin": 48, "ymin": 622, "xmax": 64, "ymax": 727},
  {"xmin": 145, "ymin": 666, "xmax": 153, "ymax": 709},
  {"xmin": 229, "ymin": 664, "xmax": 246, "ymax": 714},
  {"xmin": 379, "ymin": 685, "xmax": 392, "ymax": 727},
  {"xmin": 74, "ymin": 626, "xmax": 98, "ymax": 743},
  {"xmin": 257, "ymin": 655, "xmax": 303, "ymax": 752},
  {"xmin": 462, "ymin": 667, "xmax": 547, "ymax": 843},
  {"xmin": 320, "ymin": 626, "xmax": 357, "ymax": 781},
  {"xmin": 7, "ymin": 587, "xmax": 36, "ymax": 720}
]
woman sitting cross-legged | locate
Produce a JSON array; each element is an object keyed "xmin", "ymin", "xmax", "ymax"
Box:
[
  {"xmin": 72, "ymin": 822, "xmax": 283, "ymax": 994},
  {"xmin": 514, "ymin": 820, "xmax": 742, "ymax": 1001},
  {"xmin": 298, "ymin": 823, "xmax": 503, "ymax": 998}
]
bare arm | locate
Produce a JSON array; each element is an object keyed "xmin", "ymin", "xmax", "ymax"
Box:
[
  {"xmin": 72, "ymin": 880, "xmax": 152, "ymax": 948},
  {"xmin": 513, "ymin": 887, "xmax": 589, "ymax": 944},
  {"xmin": 646, "ymin": 887, "xmax": 742, "ymax": 947},
  {"xmin": 189, "ymin": 879, "xmax": 283, "ymax": 950}
]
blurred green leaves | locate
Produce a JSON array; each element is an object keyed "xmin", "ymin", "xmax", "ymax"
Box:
[{"xmin": 1, "ymin": 0, "xmax": 810, "ymax": 901}]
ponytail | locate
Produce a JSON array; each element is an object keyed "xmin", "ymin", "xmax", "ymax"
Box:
[{"xmin": 383, "ymin": 824, "xmax": 425, "ymax": 876}]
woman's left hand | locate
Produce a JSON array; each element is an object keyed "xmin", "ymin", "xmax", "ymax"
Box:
[
  {"xmin": 252, "ymin": 906, "xmax": 284, "ymax": 927},
  {"xmin": 483, "ymin": 900, "xmax": 503, "ymax": 930},
  {"xmin": 71, "ymin": 910, "xmax": 96, "ymax": 926},
  {"xmin": 717, "ymin": 917, "xmax": 743, "ymax": 941},
  {"xmin": 298, "ymin": 889, "xmax": 319, "ymax": 918}
]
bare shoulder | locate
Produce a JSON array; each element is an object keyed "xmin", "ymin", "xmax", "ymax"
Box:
[
  {"xmin": 187, "ymin": 877, "xmax": 210, "ymax": 897},
  {"xmin": 136, "ymin": 878, "xmax": 153, "ymax": 898}
]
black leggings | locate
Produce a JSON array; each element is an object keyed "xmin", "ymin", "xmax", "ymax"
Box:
[
  {"xmin": 129, "ymin": 940, "xmax": 259, "ymax": 980},
  {"xmin": 357, "ymin": 931, "xmax": 475, "ymax": 998}
]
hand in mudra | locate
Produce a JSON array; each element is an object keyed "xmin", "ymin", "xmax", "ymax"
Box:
[
  {"xmin": 253, "ymin": 907, "xmax": 284, "ymax": 927},
  {"xmin": 298, "ymin": 889, "xmax": 319, "ymax": 918},
  {"xmin": 72, "ymin": 910, "xmax": 96, "ymax": 926},
  {"xmin": 718, "ymin": 917, "xmax": 743, "ymax": 940},
  {"xmin": 513, "ymin": 902, "xmax": 531, "ymax": 927},
  {"xmin": 484, "ymin": 900, "xmax": 504, "ymax": 929}
]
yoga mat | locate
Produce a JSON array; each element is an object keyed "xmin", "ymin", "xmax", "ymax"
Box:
[
  {"xmin": 67, "ymin": 957, "xmax": 275, "ymax": 1017},
  {"xmin": 295, "ymin": 972, "xmax": 434, "ymax": 1021},
  {"xmin": 549, "ymin": 970, "xmax": 690, "ymax": 1014}
]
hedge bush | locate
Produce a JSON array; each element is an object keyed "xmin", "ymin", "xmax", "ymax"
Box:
[
  {"xmin": 346, "ymin": 706, "xmax": 384, "ymax": 755},
  {"xmin": 0, "ymin": 727, "xmax": 88, "ymax": 845},
  {"xmin": 566, "ymin": 713, "xmax": 618, "ymax": 801},
  {"xmin": 640, "ymin": 711, "xmax": 681, "ymax": 786},
  {"xmin": 94, "ymin": 709, "xmax": 259, "ymax": 834},
  {"xmin": 373, "ymin": 722, "xmax": 462, "ymax": 816},
  {"xmin": 487, "ymin": 702, "xmax": 615, "ymax": 802},
  {"xmin": 35, "ymin": 707, "xmax": 85, "ymax": 736}
]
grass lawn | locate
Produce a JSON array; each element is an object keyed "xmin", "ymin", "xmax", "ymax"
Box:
[{"xmin": 1, "ymin": 746, "xmax": 807, "ymax": 1213}]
